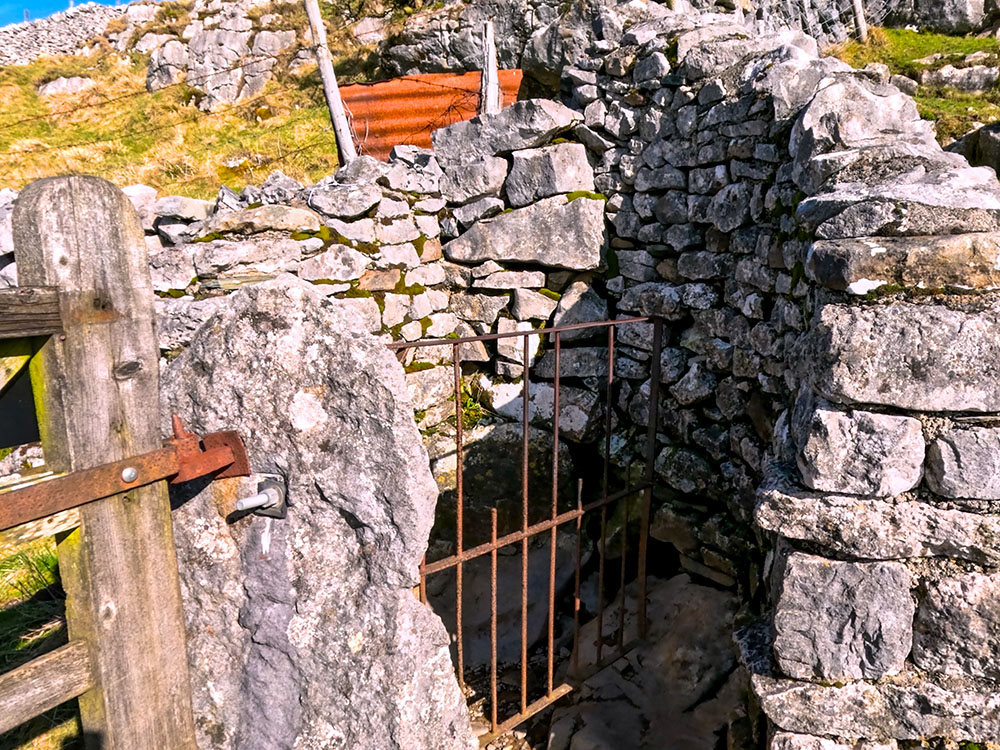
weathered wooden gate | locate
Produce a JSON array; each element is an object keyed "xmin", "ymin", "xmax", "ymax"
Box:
[{"xmin": 0, "ymin": 176, "xmax": 247, "ymax": 748}]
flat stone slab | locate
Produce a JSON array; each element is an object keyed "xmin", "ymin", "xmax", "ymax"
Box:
[
  {"xmin": 796, "ymin": 167, "xmax": 1000, "ymax": 239},
  {"xmin": 806, "ymin": 233, "xmax": 1000, "ymax": 295},
  {"xmin": 739, "ymin": 622, "xmax": 1000, "ymax": 742},
  {"xmin": 756, "ymin": 470, "xmax": 1000, "ymax": 566},
  {"xmin": 431, "ymin": 99, "xmax": 582, "ymax": 166},
  {"xmin": 799, "ymin": 302, "xmax": 1000, "ymax": 412},
  {"xmin": 442, "ymin": 196, "xmax": 605, "ymax": 270}
]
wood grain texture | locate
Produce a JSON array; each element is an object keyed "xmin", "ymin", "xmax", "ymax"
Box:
[
  {"xmin": 0, "ymin": 286, "xmax": 61, "ymax": 339},
  {"xmin": 0, "ymin": 641, "xmax": 94, "ymax": 735},
  {"xmin": 0, "ymin": 339, "xmax": 32, "ymax": 394},
  {"xmin": 0, "ymin": 507, "xmax": 79, "ymax": 557},
  {"xmin": 13, "ymin": 176, "xmax": 197, "ymax": 749}
]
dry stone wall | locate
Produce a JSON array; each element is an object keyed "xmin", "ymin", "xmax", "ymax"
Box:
[
  {"xmin": 0, "ymin": 2, "xmax": 126, "ymax": 66},
  {"xmin": 8, "ymin": 5, "xmax": 1000, "ymax": 747}
]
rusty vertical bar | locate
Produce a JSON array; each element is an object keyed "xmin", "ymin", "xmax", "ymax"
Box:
[
  {"xmin": 419, "ymin": 556, "xmax": 427, "ymax": 604},
  {"xmin": 617, "ymin": 490, "xmax": 629, "ymax": 652},
  {"xmin": 453, "ymin": 343, "xmax": 465, "ymax": 688},
  {"xmin": 547, "ymin": 331, "xmax": 561, "ymax": 695},
  {"xmin": 637, "ymin": 318, "xmax": 663, "ymax": 640},
  {"xmin": 571, "ymin": 479, "xmax": 583, "ymax": 677},
  {"xmin": 595, "ymin": 325, "xmax": 615, "ymax": 666},
  {"xmin": 490, "ymin": 507, "xmax": 498, "ymax": 733},
  {"xmin": 520, "ymin": 334, "xmax": 530, "ymax": 714}
]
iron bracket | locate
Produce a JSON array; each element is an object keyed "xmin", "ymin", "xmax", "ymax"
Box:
[{"xmin": 0, "ymin": 415, "xmax": 251, "ymax": 532}]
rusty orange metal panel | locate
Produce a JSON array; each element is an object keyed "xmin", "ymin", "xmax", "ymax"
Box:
[{"xmin": 340, "ymin": 70, "xmax": 523, "ymax": 161}]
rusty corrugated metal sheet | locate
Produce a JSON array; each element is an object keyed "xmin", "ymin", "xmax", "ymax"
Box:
[{"xmin": 340, "ymin": 70, "xmax": 523, "ymax": 162}]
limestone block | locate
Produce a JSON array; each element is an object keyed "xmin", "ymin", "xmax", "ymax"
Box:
[
  {"xmin": 800, "ymin": 302, "xmax": 1000, "ymax": 412},
  {"xmin": 453, "ymin": 197, "xmax": 505, "ymax": 227},
  {"xmin": 307, "ymin": 183, "xmax": 382, "ymax": 219},
  {"xmin": 806, "ymin": 233, "xmax": 1000, "ymax": 294},
  {"xmin": 796, "ymin": 405, "xmax": 923, "ymax": 496},
  {"xmin": 505, "ymin": 143, "xmax": 595, "ymax": 208},
  {"xmin": 297, "ymin": 245, "xmax": 368, "ymax": 282},
  {"xmin": 511, "ymin": 289, "xmax": 558, "ymax": 321},
  {"xmin": 926, "ymin": 426, "xmax": 1000, "ymax": 500},
  {"xmin": 431, "ymin": 99, "xmax": 581, "ymax": 167},
  {"xmin": 773, "ymin": 552, "xmax": 912, "ymax": 681},
  {"xmin": 756, "ymin": 471, "xmax": 1000, "ymax": 566},
  {"xmin": 443, "ymin": 196, "xmax": 605, "ymax": 270},
  {"xmin": 913, "ymin": 572, "xmax": 1000, "ymax": 682},
  {"xmin": 551, "ymin": 280, "xmax": 608, "ymax": 341},
  {"xmin": 439, "ymin": 156, "xmax": 508, "ymax": 205}
]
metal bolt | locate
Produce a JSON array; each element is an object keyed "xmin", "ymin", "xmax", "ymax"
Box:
[
  {"xmin": 236, "ymin": 487, "xmax": 281, "ymax": 513},
  {"xmin": 121, "ymin": 467, "xmax": 139, "ymax": 483}
]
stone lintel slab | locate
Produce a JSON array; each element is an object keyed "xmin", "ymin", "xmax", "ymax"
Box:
[
  {"xmin": 737, "ymin": 621, "xmax": 1000, "ymax": 743},
  {"xmin": 799, "ymin": 301, "xmax": 1000, "ymax": 412},
  {"xmin": 756, "ymin": 467, "xmax": 1000, "ymax": 565},
  {"xmin": 806, "ymin": 233, "xmax": 1000, "ymax": 295}
]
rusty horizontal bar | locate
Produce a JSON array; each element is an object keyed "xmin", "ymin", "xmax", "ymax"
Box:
[
  {"xmin": 386, "ymin": 316, "xmax": 652, "ymax": 350},
  {"xmin": 0, "ymin": 422, "xmax": 248, "ymax": 532},
  {"xmin": 477, "ymin": 682, "xmax": 574, "ymax": 747},
  {"xmin": 421, "ymin": 482, "xmax": 651, "ymax": 577}
]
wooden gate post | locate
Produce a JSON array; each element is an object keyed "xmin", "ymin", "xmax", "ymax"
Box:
[{"xmin": 12, "ymin": 176, "xmax": 197, "ymax": 749}]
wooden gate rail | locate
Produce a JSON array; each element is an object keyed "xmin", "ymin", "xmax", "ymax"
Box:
[
  {"xmin": 0, "ymin": 176, "xmax": 200, "ymax": 748},
  {"xmin": 0, "ymin": 286, "xmax": 62, "ymax": 340}
]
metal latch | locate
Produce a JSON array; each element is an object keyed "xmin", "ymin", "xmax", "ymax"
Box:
[{"xmin": 0, "ymin": 415, "xmax": 251, "ymax": 533}]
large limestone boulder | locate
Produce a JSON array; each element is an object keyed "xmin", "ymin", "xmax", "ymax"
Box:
[
  {"xmin": 161, "ymin": 276, "xmax": 475, "ymax": 750},
  {"xmin": 909, "ymin": 0, "xmax": 986, "ymax": 34}
]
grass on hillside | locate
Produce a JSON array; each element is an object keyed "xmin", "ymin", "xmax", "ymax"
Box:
[
  {"xmin": 827, "ymin": 27, "xmax": 1000, "ymax": 142},
  {"xmin": 0, "ymin": 32, "xmax": 379, "ymax": 199}
]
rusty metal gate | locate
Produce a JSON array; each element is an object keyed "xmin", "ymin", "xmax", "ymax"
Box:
[{"xmin": 389, "ymin": 316, "xmax": 664, "ymax": 742}]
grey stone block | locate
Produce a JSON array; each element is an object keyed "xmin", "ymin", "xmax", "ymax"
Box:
[{"xmin": 773, "ymin": 552, "xmax": 913, "ymax": 681}]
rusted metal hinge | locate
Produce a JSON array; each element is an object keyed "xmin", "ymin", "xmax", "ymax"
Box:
[{"xmin": 0, "ymin": 415, "xmax": 250, "ymax": 533}]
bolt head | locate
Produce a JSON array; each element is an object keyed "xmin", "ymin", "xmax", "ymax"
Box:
[{"xmin": 121, "ymin": 467, "xmax": 139, "ymax": 483}]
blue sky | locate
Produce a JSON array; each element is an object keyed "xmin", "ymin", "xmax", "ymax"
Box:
[{"xmin": 0, "ymin": 0, "xmax": 118, "ymax": 28}]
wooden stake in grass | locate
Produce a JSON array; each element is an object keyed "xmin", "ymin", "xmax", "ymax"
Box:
[
  {"xmin": 304, "ymin": 0, "xmax": 357, "ymax": 165},
  {"xmin": 852, "ymin": 0, "xmax": 869, "ymax": 43},
  {"xmin": 479, "ymin": 20, "xmax": 501, "ymax": 116}
]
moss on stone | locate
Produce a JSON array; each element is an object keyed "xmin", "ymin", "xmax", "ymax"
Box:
[
  {"xmin": 537, "ymin": 288, "xmax": 562, "ymax": 301},
  {"xmin": 404, "ymin": 361, "xmax": 436, "ymax": 373},
  {"xmin": 566, "ymin": 190, "xmax": 608, "ymax": 202}
]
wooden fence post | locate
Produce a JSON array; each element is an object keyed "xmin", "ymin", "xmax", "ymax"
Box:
[
  {"xmin": 12, "ymin": 176, "xmax": 197, "ymax": 749},
  {"xmin": 479, "ymin": 20, "xmax": 501, "ymax": 116},
  {"xmin": 852, "ymin": 0, "xmax": 869, "ymax": 42},
  {"xmin": 304, "ymin": 0, "xmax": 358, "ymax": 165}
]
